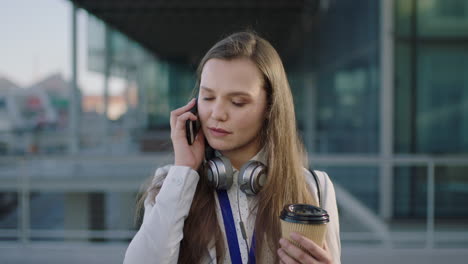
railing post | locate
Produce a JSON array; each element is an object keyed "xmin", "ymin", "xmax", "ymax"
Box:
[
  {"xmin": 19, "ymin": 157, "xmax": 30, "ymax": 244},
  {"xmin": 426, "ymin": 160, "xmax": 435, "ymax": 248}
]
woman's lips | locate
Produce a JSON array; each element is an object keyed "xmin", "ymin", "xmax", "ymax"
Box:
[{"xmin": 209, "ymin": 127, "xmax": 232, "ymax": 137}]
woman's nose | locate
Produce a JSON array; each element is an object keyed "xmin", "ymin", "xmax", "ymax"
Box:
[{"xmin": 211, "ymin": 101, "xmax": 228, "ymax": 121}]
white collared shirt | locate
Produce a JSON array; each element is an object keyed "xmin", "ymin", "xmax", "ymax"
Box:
[{"xmin": 124, "ymin": 150, "xmax": 341, "ymax": 264}]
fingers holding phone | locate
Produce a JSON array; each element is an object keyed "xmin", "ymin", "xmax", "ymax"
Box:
[
  {"xmin": 185, "ymin": 99, "xmax": 201, "ymax": 146},
  {"xmin": 170, "ymin": 98, "xmax": 205, "ymax": 170},
  {"xmin": 170, "ymin": 98, "xmax": 196, "ymax": 131}
]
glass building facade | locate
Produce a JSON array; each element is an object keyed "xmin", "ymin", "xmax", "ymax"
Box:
[
  {"xmin": 1, "ymin": 0, "xmax": 467, "ymax": 260},
  {"xmin": 305, "ymin": 0, "xmax": 382, "ymax": 213},
  {"xmin": 393, "ymin": 0, "xmax": 468, "ymax": 219}
]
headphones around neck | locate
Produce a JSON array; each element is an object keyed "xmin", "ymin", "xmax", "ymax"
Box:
[{"xmin": 205, "ymin": 156, "xmax": 267, "ymax": 196}]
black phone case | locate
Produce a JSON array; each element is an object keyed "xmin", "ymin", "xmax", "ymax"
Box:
[
  {"xmin": 184, "ymin": 98, "xmax": 215, "ymax": 161},
  {"xmin": 185, "ymin": 100, "xmax": 200, "ymax": 145}
]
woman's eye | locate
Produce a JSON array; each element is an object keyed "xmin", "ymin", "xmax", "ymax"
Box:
[
  {"xmin": 202, "ymin": 97, "xmax": 244, "ymax": 106},
  {"xmin": 232, "ymin": 102, "xmax": 245, "ymax": 107}
]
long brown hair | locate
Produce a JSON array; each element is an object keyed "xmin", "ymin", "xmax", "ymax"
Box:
[{"xmin": 137, "ymin": 31, "xmax": 316, "ymax": 263}]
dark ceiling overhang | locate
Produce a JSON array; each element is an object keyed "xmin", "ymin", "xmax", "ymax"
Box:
[{"xmin": 70, "ymin": 0, "xmax": 320, "ymax": 65}]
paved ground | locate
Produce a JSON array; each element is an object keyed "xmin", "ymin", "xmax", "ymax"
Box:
[
  {"xmin": 342, "ymin": 247, "xmax": 468, "ymax": 264},
  {"xmin": 1, "ymin": 242, "xmax": 468, "ymax": 264}
]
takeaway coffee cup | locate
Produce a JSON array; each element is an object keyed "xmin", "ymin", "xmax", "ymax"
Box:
[{"xmin": 280, "ymin": 204, "xmax": 330, "ymax": 247}]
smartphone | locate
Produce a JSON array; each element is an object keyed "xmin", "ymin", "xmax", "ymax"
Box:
[
  {"xmin": 185, "ymin": 98, "xmax": 215, "ymax": 160},
  {"xmin": 185, "ymin": 99, "xmax": 201, "ymax": 145}
]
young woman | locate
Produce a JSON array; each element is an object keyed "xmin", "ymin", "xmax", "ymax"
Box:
[{"xmin": 124, "ymin": 32, "xmax": 341, "ymax": 264}]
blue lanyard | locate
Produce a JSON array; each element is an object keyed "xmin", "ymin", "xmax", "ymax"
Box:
[{"xmin": 217, "ymin": 190, "xmax": 256, "ymax": 264}]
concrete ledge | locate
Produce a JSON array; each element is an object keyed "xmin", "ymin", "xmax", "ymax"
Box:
[{"xmin": 0, "ymin": 242, "xmax": 127, "ymax": 264}]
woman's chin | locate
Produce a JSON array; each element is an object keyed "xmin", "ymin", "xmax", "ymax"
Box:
[
  {"xmin": 207, "ymin": 143, "xmax": 227, "ymax": 151},
  {"xmin": 206, "ymin": 139, "xmax": 232, "ymax": 151}
]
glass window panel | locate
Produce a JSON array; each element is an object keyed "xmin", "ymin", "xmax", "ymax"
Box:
[
  {"xmin": 394, "ymin": 42, "xmax": 413, "ymax": 153},
  {"xmin": 288, "ymin": 70, "xmax": 306, "ymax": 132},
  {"xmin": 0, "ymin": 192, "xmax": 19, "ymax": 231},
  {"xmin": 395, "ymin": 1, "xmax": 468, "ymax": 154},
  {"xmin": 312, "ymin": 0, "xmax": 380, "ymax": 154},
  {"xmin": 397, "ymin": 0, "xmax": 468, "ymax": 38},
  {"xmin": 144, "ymin": 60, "xmax": 196, "ymax": 151},
  {"xmin": 419, "ymin": 0, "xmax": 468, "ymax": 37},
  {"xmin": 316, "ymin": 66, "xmax": 379, "ymax": 153},
  {"xmin": 83, "ymin": 11, "xmax": 155, "ymax": 153},
  {"xmin": 395, "ymin": 0, "xmax": 413, "ymax": 37},
  {"xmin": 416, "ymin": 45, "xmax": 468, "ymax": 153}
]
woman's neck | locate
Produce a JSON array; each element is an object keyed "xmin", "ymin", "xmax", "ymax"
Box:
[{"xmin": 220, "ymin": 141, "xmax": 262, "ymax": 170}]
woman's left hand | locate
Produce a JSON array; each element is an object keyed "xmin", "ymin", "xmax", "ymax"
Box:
[{"xmin": 277, "ymin": 232, "xmax": 333, "ymax": 264}]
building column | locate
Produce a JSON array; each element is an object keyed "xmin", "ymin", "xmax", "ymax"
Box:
[
  {"xmin": 379, "ymin": 0, "xmax": 395, "ymax": 220},
  {"xmin": 103, "ymin": 24, "xmax": 111, "ymax": 152},
  {"xmin": 69, "ymin": 4, "xmax": 79, "ymax": 154}
]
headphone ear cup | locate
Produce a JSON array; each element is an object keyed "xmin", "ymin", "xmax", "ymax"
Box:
[
  {"xmin": 205, "ymin": 156, "xmax": 233, "ymax": 190},
  {"xmin": 238, "ymin": 161, "xmax": 267, "ymax": 195}
]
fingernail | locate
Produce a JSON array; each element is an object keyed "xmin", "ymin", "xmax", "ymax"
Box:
[
  {"xmin": 290, "ymin": 232, "xmax": 300, "ymax": 240},
  {"xmin": 279, "ymin": 238, "xmax": 286, "ymax": 246}
]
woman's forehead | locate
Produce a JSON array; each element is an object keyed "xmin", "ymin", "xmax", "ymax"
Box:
[
  {"xmin": 200, "ymin": 58, "xmax": 264, "ymax": 94},
  {"xmin": 199, "ymin": 85, "xmax": 253, "ymax": 97}
]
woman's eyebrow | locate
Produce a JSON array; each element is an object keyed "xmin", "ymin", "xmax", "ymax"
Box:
[{"xmin": 200, "ymin": 86, "xmax": 252, "ymax": 97}]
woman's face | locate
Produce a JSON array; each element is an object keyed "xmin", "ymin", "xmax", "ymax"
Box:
[{"xmin": 198, "ymin": 58, "xmax": 267, "ymax": 156}]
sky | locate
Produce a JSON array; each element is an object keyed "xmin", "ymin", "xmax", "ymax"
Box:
[{"xmin": 0, "ymin": 0, "xmax": 125, "ymax": 95}]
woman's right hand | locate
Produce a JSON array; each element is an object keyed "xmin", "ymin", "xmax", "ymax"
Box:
[{"xmin": 170, "ymin": 98, "xmax": 205, "ymax": 171}]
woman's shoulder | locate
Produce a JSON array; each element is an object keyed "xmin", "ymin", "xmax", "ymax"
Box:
[
  {"xmin": 145, "ymin": 164, "xmax": 199, "ymax": 204},
  {"xmin": 302, "ymin": 168, "xmax": 335, "ymax": 206},
  {"xmin": 302, "ymin": 168, "xmax": 332, "ymax": 185},
  {"xmin": 153, "ymin": 164, "xmax": 174, "ymax": 178},
  {"xmin": 151, "ymin": 164, "xmax": 199, "ymax": 186}
]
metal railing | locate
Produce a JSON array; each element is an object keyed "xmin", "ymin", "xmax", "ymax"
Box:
[
  {"xmin": 0, "ymin": 154, "xmax": 467, "ymax": 248},
  {"xmin": 312, "ymin": 155, "xmax": 468, "ymax": 248}
]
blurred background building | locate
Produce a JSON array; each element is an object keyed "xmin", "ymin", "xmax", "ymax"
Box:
[{"xmin": 1, "ymin": 0, "xmax": 467, "ymax": 263}]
